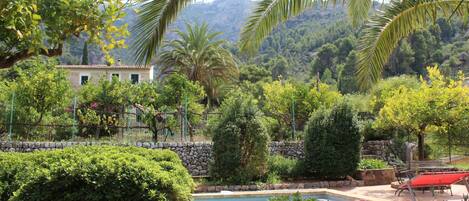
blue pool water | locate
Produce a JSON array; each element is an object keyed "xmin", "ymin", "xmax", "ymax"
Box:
[{"xmin": 195, "ymin": 194, "xmax": 349, "ymax": 201}]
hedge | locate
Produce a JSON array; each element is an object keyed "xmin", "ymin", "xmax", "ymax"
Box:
[
  {"xmin": 0, "ymin": 146, "xmax": 194, "ymax": 201},
  {"xmin": 210, "ymin": 91, "xmax": 270, "ymax": 184},
  {"xmin": 304, "ymin": 101, "xmax": 361, "ymax": 179}
]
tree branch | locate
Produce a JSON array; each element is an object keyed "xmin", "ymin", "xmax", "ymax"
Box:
[{"xmin": 0, "ymin": 44, "xmax": 63, "ymax": 69}]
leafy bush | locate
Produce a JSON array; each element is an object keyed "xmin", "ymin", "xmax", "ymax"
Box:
[
  {"xmin": 262, "ymin": 81, "xmax": 341, "ymax": 140},
  {"xmin": 210, "ymin": 91, "xmax": 270, "ymax": 183},
  {"xmin": 304, "ymin": 101, "xmax": 361, "ymax": 179},
  {"xmin": 360, "ymin": 120, "xmax": 393, "ymax": 141},
  {"xmin": 78, "ymin": 77, "xmax": 132, "ymax": 137},
  {"xmin": 0, "ymin": 58, "xmax": 73, "ymax": 139},
  {"xmin": 132, "ymin": 74, "xmax": 205, "ymax": 141},
  {"xmin": 265, "ymin": 172, "xmax": 282, "ymax": 184},
  {"xmin": 0, "ymin": 146, "xmax": 194, "ymax": 201},
  {"xmin": 358, "ymin": 159, "xmax": 389, "ymax": 170},
  {"xmin": 267, "ymin": 155, "xmax": 300, "ymax": 178}
]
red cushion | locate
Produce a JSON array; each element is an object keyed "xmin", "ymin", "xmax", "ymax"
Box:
[{"xmin": 401, "ymin": 172, "xmax": 469, "ymax": 188}]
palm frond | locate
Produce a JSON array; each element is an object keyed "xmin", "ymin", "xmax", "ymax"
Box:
[
  {"xmin": 348, "ymin": 0, "xmax": 372, "ymax": 26},
  {"xmin": 356, "ymin": 0, "xmax": 469, "ymax": 90},
  {"xmin": 156, "ymin": 23, "xmax": 238, "ymax": 100},
  {"xmin": 239, "ymin": 0, "xmax": 317, "ymax": 54},
  {"xmin": 132, "ymin": 0, "xmax": 192, "ymax": 65},
  {"xmin": 239, "ymin": 0, "xmax": 371, "ymax": 54}
]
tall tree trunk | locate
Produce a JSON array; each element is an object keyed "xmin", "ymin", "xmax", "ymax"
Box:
[
  {"xmin": 417, "ymin": 132, "xmax": 425, "ymax": 160},
  {"xmin": 151, "ymin": 118, "xmax": 158, "ymax": 142},
  {"xmin": 152, "ymin": 128, "xmax": 158, "ymax": 142},
  {"xmin": 189, "ymin": 124, "xmax": 193, "ymax": 142}
]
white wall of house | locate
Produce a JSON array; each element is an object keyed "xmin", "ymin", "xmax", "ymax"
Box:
[{"xmin": 57, "ymin": 65, "xmax": 154, "ymax": 88}]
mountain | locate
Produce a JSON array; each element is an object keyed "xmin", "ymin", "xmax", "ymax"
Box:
[
  {"xmin": 60, "ymin": 0, "xmax": 349, "ymax": 65},
  {"xmin": 59, "ymin": 0, "xmax": 469, "ymax": 82},
  {"xmin": 175, "ymin": 0, "xmax": 254, "ymax": 41},
  {"xmin": 60, "ymin": 0, "xmax": 256, "ymax": 65}
]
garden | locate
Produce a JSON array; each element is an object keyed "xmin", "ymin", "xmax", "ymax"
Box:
[
  {"xmin": 2, "ymin": 0, "xmax": 469, "ymax": 200},
  {"xmin": 1, "ymin": 63, "xmax": 468, "ymax": 200}
]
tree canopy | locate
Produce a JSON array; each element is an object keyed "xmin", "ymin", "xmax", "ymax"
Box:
[
  {"xmin": 157, "ymin": 23, "xmax": 238, "ymax": 106},
  {"xmin": 0, "ymin": 0, "xmax": 128, "ymax": 68},
  {"xmin": 375, "ymin": 66, "xmax": 469, "ymax": 160}
]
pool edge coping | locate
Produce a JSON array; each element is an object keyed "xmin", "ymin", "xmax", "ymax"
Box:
[{"xmin": 193, "ymin": 188, "xmax": 388, "ymax": 201}]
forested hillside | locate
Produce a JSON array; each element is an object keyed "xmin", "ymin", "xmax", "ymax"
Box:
[
  {"xmin": 59, "ymin": 0, "xmax": 254, "ymax": 65},
  {"xmin": 60, "ymin": 0, "xmax": 469, "ymax": 92},
  {"xmin": 238, "ymin": 6, "xmax": 469, "ymax": 94}
]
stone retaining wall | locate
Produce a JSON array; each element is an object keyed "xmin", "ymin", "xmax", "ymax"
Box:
[
  {"xmin": 361, "ymin": 140, "xmax": 392, "ymax": 159},
  {"xmin": 0, "ymin": 140, "xmax": 387, "ymax": 176},
  {"xmin": 195, "ymin": 180, "xmax": 365, "ymax": 193}
]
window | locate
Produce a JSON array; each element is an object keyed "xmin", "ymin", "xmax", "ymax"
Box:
[
  {"xmin": 110, "ymin": 73, "xmax": 120, "ymax": 81},
  {"xmin": 130, "ymin": 74, "xmax": 140, "ymax": 84},
  {"xmin": 80, "ymin": 75, "xmax": 89, "ymax": 85}
]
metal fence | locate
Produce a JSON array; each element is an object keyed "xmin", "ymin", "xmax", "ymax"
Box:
[{"xmin": 0, "ymin": 94, "xmax": 220, "ymax": 143}]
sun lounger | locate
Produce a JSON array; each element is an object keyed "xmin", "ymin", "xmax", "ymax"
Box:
[{"xmin": 395, "ymin": 171, "xmax": 469, "ymax": 197}]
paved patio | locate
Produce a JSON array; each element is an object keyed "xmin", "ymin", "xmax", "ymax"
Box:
[{"xmin": 335, "ymin": 184, "xmax": 469, "ymax": 201}]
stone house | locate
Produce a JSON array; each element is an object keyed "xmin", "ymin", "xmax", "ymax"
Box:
[{"xmin": 56, "ymin": 65, "xmax": 154, "ymax": 88}]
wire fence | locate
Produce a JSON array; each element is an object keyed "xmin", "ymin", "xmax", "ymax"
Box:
[{"xmin": 0, "ymin": 94, "xmax": 221, "ymax": 143}]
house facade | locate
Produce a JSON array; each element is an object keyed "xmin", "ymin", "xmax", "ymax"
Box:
[{"xmin": 57, "ymin": 65, "xmax": 154, "ymax": 88}]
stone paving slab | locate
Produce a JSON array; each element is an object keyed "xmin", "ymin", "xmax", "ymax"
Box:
[{"xmin": 335, "ymin": 184, "xmax": 468, "ymax": 201}]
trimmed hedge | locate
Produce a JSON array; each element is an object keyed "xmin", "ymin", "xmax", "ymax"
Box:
[
  {"xmin": 0, "ymin": 146, "xmax": 194, "ymax": 201},
  {"xmin": 304, "ymin": 101, "xmax": 361, "ymax": 179},
  {"xmin": 210, "ymin": 91, "xmax": 270, "ymax": 184}
]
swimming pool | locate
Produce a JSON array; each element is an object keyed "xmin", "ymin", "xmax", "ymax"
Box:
[
  {"xmin": 195, "ymin": 194, "xmax": 349, "ymax": 201},
  {"xmin": 193, "ymin": 189, "xmax": 381, "ymax": 201}
]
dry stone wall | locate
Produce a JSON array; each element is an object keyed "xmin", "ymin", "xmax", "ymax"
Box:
[
  {"xmin": 0, "ymin": 140, "xmax": 388, "ymax": 176},
  {"xmin": 361, "ymin": 140, "xmax": 392, "ymax": 159}
]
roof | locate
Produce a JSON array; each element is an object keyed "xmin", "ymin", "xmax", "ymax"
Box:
[{"xmin": 56, "ymin": 65, "xmax": 152, "ymax": 69}]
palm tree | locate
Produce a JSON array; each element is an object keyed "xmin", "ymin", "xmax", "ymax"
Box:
[
  {"xmin": 157, "ymin": 23, "xmax": 238, "ymax": 106},
  {"xmin": 239, "ymin": 0, "xmax": 469, "ymax": 89},
  {"xmin": 355, "ymin": 0, "xmax": 469, "ymax": 89},
  {"xmin": 131, "ymin": 0, "xmax": 469, "ymax": 89},
  {"xmin": 131, "ymin": 0, "xmax": 370, "ymax": 65},
  {"xmin": 132, "ymin": 0, "xmax": 193, "ymax": 65}
]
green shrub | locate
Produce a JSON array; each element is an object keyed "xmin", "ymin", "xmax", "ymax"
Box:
[
  {"xmin": 360, "ymin": 120, "xmax": 393, "ymax": 141},
  {"xmin": 0, "ymin": 146, "xmax": 194, "ymax": 201},
  {"xmin": 267, "ymin": 155, "xmax": 300, "ymax": 178},
  {"xmin": 0, "ymin": 59, "xmax": 73, "ymax": 140},
  {"xmin": 78, "ymin": 78, "xmax": 132, "ymax": 137},
  {"xmin": 304, "ymin": 101, "xmax": 361, "ymax": 179},
  {"xmin": 210, "ymin": 91, "xmax": 270, "ymax": 184},
  {"xmin": 265, "ymin": 172, "xmax": 282, "ymax": 184},
  {"xmin": 358, "ymin": 159, "xmax": 389, "ymax": 170}
]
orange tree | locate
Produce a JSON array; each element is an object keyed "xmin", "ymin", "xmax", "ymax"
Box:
[
  {"xmin": 0, "ymin": 0, "xmax": 129, "ymax": 68},
  {"xmin": 376, "ymin": 66, "xmax": 469, "ymax": 160}
]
